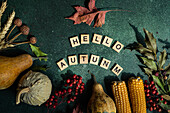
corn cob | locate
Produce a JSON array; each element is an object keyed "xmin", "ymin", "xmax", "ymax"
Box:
[
  {"xmin": 111, "ymin": 81, "xmax": 131, "ymax": 113},
  {"xmin": 128, "ymin": 77, "xmax": 146, "ymax": 113}
]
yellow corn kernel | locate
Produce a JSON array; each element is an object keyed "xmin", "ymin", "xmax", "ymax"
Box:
[
  {"xmin": 128, "ymin": 77, "xmax": 146, "ymax": 113},
  {"xmin": 111, "ymin": 81, "xmax": 131, "ymax": 113}
]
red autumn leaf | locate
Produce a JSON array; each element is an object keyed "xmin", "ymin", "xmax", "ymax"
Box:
[
  {"xmin": 65, "ymin": 0, "xmax": 112, "ymax": 27},
  {"xmin": 65, "ymin": 0, "xmax": 130, "ymax": 27}
]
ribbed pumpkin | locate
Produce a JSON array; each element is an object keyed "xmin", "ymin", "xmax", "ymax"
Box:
[{"xmin": 16, "ymin": 71, "xmax": 52, "ymax": 106}]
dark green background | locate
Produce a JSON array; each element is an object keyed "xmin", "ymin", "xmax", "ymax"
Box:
[{"xmin": 0, "ymin": 0, "xmax": 169, "ymax": 113}]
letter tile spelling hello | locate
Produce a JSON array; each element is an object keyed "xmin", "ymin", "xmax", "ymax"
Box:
[
  {"xmin": 70, "ymin": 36, "xmax": 80, "ymax": 47},
  {"xmin": 81, "ymin": 34, "xmax": 90, "ymax": 44},
  {"xmin": 102, "ymin": 36, "xmax": 113, "ymax": 47},
  {"xmin": 112, "ymin": 41, "xmax": 124, "ymax": 53},
  {"xmin": 92, "ymin": 34, "xmax": 103, "ymax": 44}
]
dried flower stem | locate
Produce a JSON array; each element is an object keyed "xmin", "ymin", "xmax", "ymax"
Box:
[
  {"xmin": 0, "ymin": 1, "xmax": 7, "ymax": 29},
  {"xmin": 0, "ymin": 11, "xmax": 15, "ymax": 41},
  {"xmin": 6, "ymin": 25, "xmax": 16, "ymax": 41},
  {"xmin": 9, "ymin": 32, "xmax": 22, "ymax": 43}
]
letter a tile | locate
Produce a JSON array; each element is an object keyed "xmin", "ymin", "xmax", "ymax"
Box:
[
  {"xmin": 112, "ymin": 41, "xmax": 124, "ymax": 53},
  {"xmin": 57, "ymin": 59, "xmax": 68, "ymax": 71},
  {"xmin": 70, "ymin": 36, "xmax": 80, "ymax": 47},
  {"xmin": 111, "ymin": 64, "xmax": 123, "ymax": 76}
]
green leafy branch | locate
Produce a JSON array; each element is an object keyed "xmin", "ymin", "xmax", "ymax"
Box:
[{"xmin": 126, "ymin": 28, "xmax": 170, "ymax": 95}]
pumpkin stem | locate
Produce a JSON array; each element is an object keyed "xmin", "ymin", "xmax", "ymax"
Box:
[
  {"xmin": 16, "ymin": 87, "xmax": 30, "ymax": 105},
  {"xmin": 88, "ymin": 70, "xmax": 97, "ymax": 84}
]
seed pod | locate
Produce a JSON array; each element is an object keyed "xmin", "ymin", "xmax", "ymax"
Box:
[{"xmin": 14, "ymin": 18, "xmax": 22, "ymax": 27}]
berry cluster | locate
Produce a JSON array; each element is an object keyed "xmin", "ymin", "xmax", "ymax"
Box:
[
  {"xmin": 144, "ymin": 80, "xmax": 167, "ymax": 112},
  {"xmin": 45, "ymin": 74, "xmax": 85, "ymax": 111}
]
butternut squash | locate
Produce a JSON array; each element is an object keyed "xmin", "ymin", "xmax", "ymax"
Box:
[{"xmin": 0, "ymin": 54, "xmax": 33, "ymax": 90}]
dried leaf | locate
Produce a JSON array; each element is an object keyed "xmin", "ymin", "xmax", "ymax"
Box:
[
  {"xmin": 159, "ymin": 49, "xmax": 167, "ymax": 69},
  {"xmin": 88, "ymin": 0, "xmax": 97, "ymax": 11},
  {"xmin": 143, "ymin": 68, "xmax": 153, "ymax": 76},
  {"xmin": 162, "ymin": 95, "xmax": 170, "ymax": 101},
  {"xmin": 152, "ymin": 75, "xmax": 166, "ymax": 93},
  {"xmin": 165, "ymin": 64, "xmax": 170, "ymax": 75},
  {"xmin": 143, "ymin": 28, "xmax": 157, "ymax": 55},
  {"xmin": 141, "ymin": 57, "xmax": 157, "ymax": 71},
  {"xmin": 66, "ymin": 0, "xmax": 129, "ymax": 27},
  {"xmin": 29, "ymin": 44, "xmax": 47, "ymax": 61},
  {"xmin": 159, "ymin": 103, "xmax": 170, "ymax": 111}
]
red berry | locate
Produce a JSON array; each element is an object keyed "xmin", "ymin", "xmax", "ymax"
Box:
[
  {"xmin": 149, "ymin": 107, "xmax": 153, "ymax": 111},
  {"xmin": 146, "ymin": 93, "xmax": 150, "ymax": 97},
  {"xmin": 73, "ymin": 96, "xmax": 77, "ymax": 100},
  {"xmin": 149, "ymin": 84, "xmax": 152, "ymax": 87},
  {"xmin": 61, "ymin": 91, "xmax": 64, "ymax": 95},
  {"xmin": 67, "ymin": 100, "xmax": 70, "ymax": 104},
  {"xmin": 81, "ymin": 83, "xmax": 85, "ymax": 86},
  {"xmin": 51, "ymin": 96, "xmax": 55, "ymax": 98},
  {"xmin": 149, "ymin": 96, "xmax": 151, "ymax": 99},
  {"xmin": 54, "ymin": 99, "xmax": 58, "ymax": 102},
  {"xmin": 155, "ymin": 87, "xmax": 157, "ymax": 90},
  {"xmin": 156, "ymin": 92, "xmax": 159, "ymax": 95},
  {"xmin": 80, "ymin": 85, "xmax": 84, "ymax": 89},
  {"xmin": 153, "ymin": 103, "xmax": 156, "ymax": 107},
  {"xmin": 79, "ymin": 88, "xmax": 83, "ymax": 92},
  {"xmin": 70, "ymin": 98, "xmax": 74, "ymax": 102},
  {"xmin": 144, "ymin": 84, "xmax": 147, "ymax": 87},
  {"xmin": 73, "ymin": 80, "xmax": 77, "ymax": 84},
  {"xmin": 151, "ymin": 85, "xmax": 155, "ymax": 89},
  {"xmin": 147, "ymin": 101, "xmax": 149, "ymax": 103},
  {"xmin": 156, "ymin": 98, "xmax": 159, "ymax": 101},
  {"xmin": 146, "ymin": 85, "xmax": 149, "ymax": 88},
  {"xmin": 49, "ymin": 102, "xmax": 52, "ymax": 105},
  {"xmin": 55, "ymin": 92, "xmax": 58, "ymax": 96},
  {"xmin": 77, "ymin": 83, "xmax": 80, "ymax": 87},
  {"xmin": 64, "ymin": 84, "xmax": 67, "ymax": 87},
  {"xmin": 79, "ymin": 76, "xmax": 82, "ymax": 80},
  {"xmin": 45, "ymin": 103, "xmax": 48, "ymax": 107},
  {"xmin": 152, "ymin": 90, "xmax": 156, "ymax": 94},
  {"xmin": 66, "ymin": 79, "xmax": 70, "ymax": 84},
  {"xmin": 150, "ymin": 81, "xmax": 154, "ymax": 85},
  {"xmin": 69, "ymin": 83, "xmax": 73, "ymax": 87},
  {"xmin": 160, "ymin": 95, "xmax": 163, "ymax": 98},
  {"xmin": 160, "ymin": 98, "xmax": 163, "ymax": 101},
  {"xmin": 158, "ymin": 108, "xmax": 162, "ymax": 112},
  {"xmin": 63, "ymin": 89, "xmax": 67, "ymax": 93},
  {"xmin": 144, "ymin": 80, "xmax": 148, "ymax": 83},
  {"xmin": 79, "ymin": 79, "xmax": 82, "ymax": 83},
  {"xmin": 53, "ymin": 105, "xmax": 56, "ymax": 108},
  {"xmin": 50, "ymin": 98, "xmax": 53, "ymax": 101},
  {"xmin": 149, "ymin": 100, "xmax": 153, "ymax": 103},
  {"xmin": 154, "ymin": 107, "xmax": 157, "ymax": 110},
  {"xmin": 68, "ymin": 88, "xmax": 72, "ymax": 93},
  {"xmin": 144, "ymin": 89, "xmax": 146, "ymax": 92},
  {"xmin": 75, "ymin": 92, "xmax": 78, "ymax": 95},
  {"xmin": 73, "ymin": 74, "xmax": 77, "ymax": 79},
  {"xmin": 76, "ymin": 86, "xmax": 79, "ymax": 90},
  {"xmin": 146, "ymin": 89, "xmax": 150, "ymax": 93},
  {"xmin": 155, "ymin": 72, "xmax": 159, "ymax": 76},
  {"xmin": 58, "ymin": 91, "xmax": 61, "ymax": 95},
  {"xmin": 76, "ymin": 76, "xmax": 79, "ymax": 79},
  {"xmin": 164, "ymin": 101, "xmax": 167, "ymax": 104}
]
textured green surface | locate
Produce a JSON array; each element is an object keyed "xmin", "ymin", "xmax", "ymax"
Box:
[{"xmin": 0, "ymin": 0, "xmax": 169, "ymax": 113}]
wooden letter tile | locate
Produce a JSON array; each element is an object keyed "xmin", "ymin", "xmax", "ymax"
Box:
[
  {"xmin": 79, "ymin": 54, "xmax": 88, "ymax": 64},
  {"xmin": 92, "ymin": 34, "xmax": 103, "ymax": 44},
  {"xmin": 111, "ymin": 64, "xmax": 123, "ymax": 76},
  {"xmin": 81, "ymin": 34, "xmax": 89, "ymax": 44},
  {"xmin": 90, "ymin": 54, "xmax": 100, "ymax": 65},
  {"xmin": 112, "ymin": 41, "xmax": 124, "ymax": 53},
  {"xmin": 102, "ymin": 36, "xmax": 113, "ymax": 47},
  {"xmin": 57, "ymin": 59, "xmax": 68, "ymax": 71},
  {"xmin": 70, "ymin": 36, "xmax": 80, "ymax": 47},
  {"xmin": 68, "ymin": 55, "xmax": 78, "ymax": 65},
  {"xmin": 100, "ymin": 58, "xmax": 111, "ymax": 69}
]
